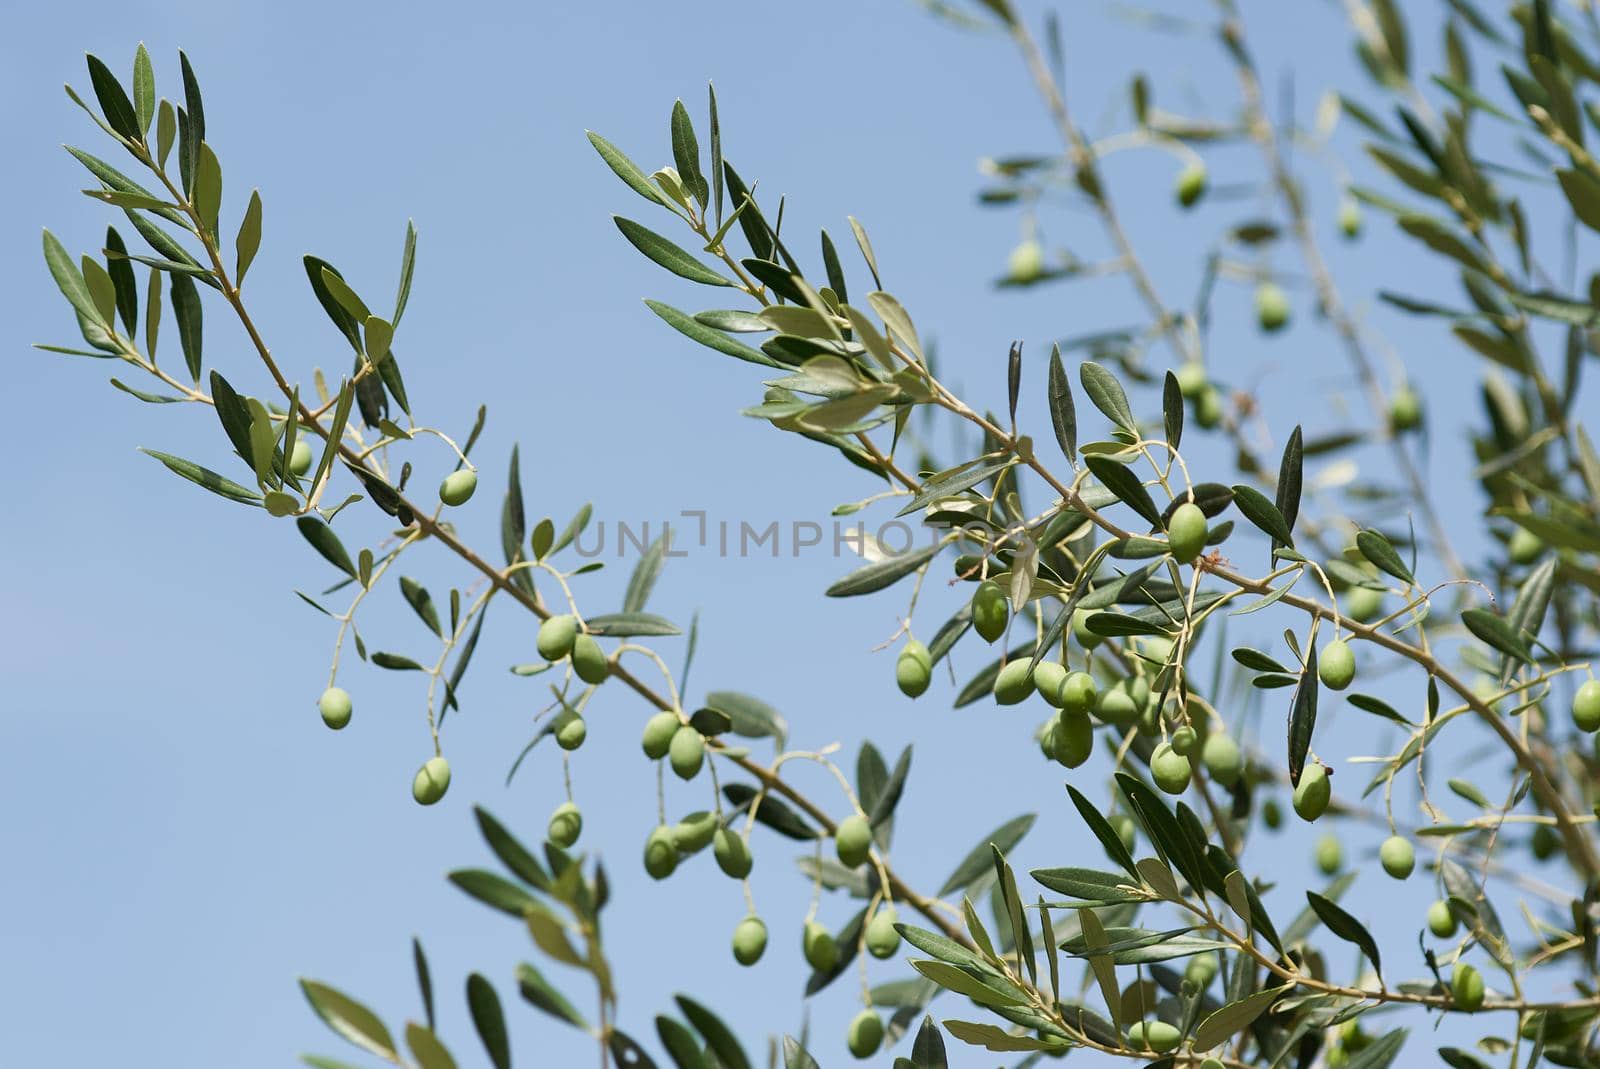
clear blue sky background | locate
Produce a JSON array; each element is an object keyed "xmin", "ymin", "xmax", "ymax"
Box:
[{"xmin": 2, "ymin": 1, "xmax": 1574, "ymax": 1066}]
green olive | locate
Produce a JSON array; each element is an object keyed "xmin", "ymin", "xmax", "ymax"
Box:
[
  {"xmin": 1126, "ymin": 1020, "xmax": 1181, "ymax": 1053},
  {"xmin": 732, "ymin": 915, "xmax": 767, "ymax": 966},
  {"xmin": 1319, "ymin": 640, "xmax": 1356, "ymax": 691},
  {"xmin": 1293, "ymin": 763, "xmax": 1330, "ymax": 822},
  {"xmin": 1033, "ymin": 662, "xmax": 1068, "ymax": 708},
  {"xmin": 1451, "ymin": 962, "xmax": 1484, "ymax": 1012},
  {"xmin": 1202, "ymin": 1060, "xmax": 1226, "ymax": 1069},
  {"xmin": 1572, "ymin": 680, "xmax": 1600, "ymax": 733},
  {"xmin": 972, "ymin": 580, "xmax": 1009, "ymax": 643},
  {"xmin": 1338, "ymin": 198, "xmax": 1362, "ymax": 239},
  {"xmin": 1071, "ymin": 607, "xmax": 1104, "ymax": 649},
  {"xmin": 896, "ymin": 640, "xmax": 932, "ymax": 698},
  {"xmin": 803, "ymin": 920, "xmax": 839, "ymax": 972},
  {"xmin": 571, "ymin": 633, "xmax": 608, "ymax": 685},
  {"xmin": 438, "ymin": 469, "xmax": 478, "ymax": 507},
  {"xmin": 1036, "ymin": 719, "xmax": 1057, "ymax": 761},
  {"xmin": 318, "ymin": 686, "xmax": 352, "ymax": 730},
  {"xmin": 993, "ymin": 659, "xmax": 1036, "ymax": 705},
  {"xmin": 1007, "ymin": 239, "xmax": 1045, "ymax": 283},
  {"xmin": 1314, "ymin": 833, "xmax": 1343, "ymax": 875},
  {"xmin": 641, "ymin": 711, "xmax": 680, "ymax": 759},
  {"xmin": 1389, "ymin": 386, "xmax": 1422, "ymax": 432},
  {"xmin": 1508, "ymin": 526, "xmax": 1544, "ymax": 565},
  {"xmin": 1531, "ymin": 823, "xmax": 1560, "ymax": 861},
  {"xmin": 1262, "ymin": 798, "xmax": 1283, "ymax": 829},
  {"xmin": 1380, "ymin": 835, "xmax": 1415, "ymax": 880},
  {"xmin": 668, "ymin": 725, "xmax": 705, "ymax": 780},
  {"xmin": 1052, "ymin": 712, "xmax": 1094, "ymax": 769},
  {"xmin": 411, "ymin": 756, "xmax": 451, "ymax": 806},
  {"xmin": 289, "ymin": 439, "xmax": 314, "ymax": 477},
  {"xmin": 713, "ymin": 828, "xmax": 752, "ymax": 879},
  {"xmin": 554, "ymin": 710, "xmax": 587, "ymax": 751},
  {"xmin": 846, "ymin": 1009, "xmax": 884, "ymax": 1059},
  {"xmin": 1109, "ymin": 814, "xmax": 1136, "ymax": 855},
  {"xmin": 836, "ymin": 813, "xmax": 874, "ymax": 868},
  {"xmin": 1095, "ymin": 680, "xmax": 1141, "ymax": 727},
  {"xmin": 1176, "ymin": 361, "xmax": 1208, "ymax": 400},
  {"xmin": 1175, "ymin": 162, "xmax": 1208, "ymax": 208},
  {"xmin": 643, "ymin": 825, "xmax": 677, "ymax": 879},
  {"xmin": 536, "ymin": 614, "xmax": 579, "ymax": 662},
  {"xmin": 547, "ymin": 801, "xmax": 582, "ymax": 848},
  {"xmin": 1171, "ymin": 725, "xmax": 1197, "ymax": 756},
  {"xmin": 672, "ymin": 810, "xmax": 718, "ymax": 854},
  {"xmin": 1427, "ymin": 899, "xmax": 1458, "ymax": 938},
  {"xmin": 1185, "ymin": 951, "xmax": 1219, "ymax": 988},
  {"xmin": 1345, "ymin": 586, "xmax": 1384, "ymax": 623},
  {"xmin": 1201, "ymin": 732, "xmax": 1242, "ymax": 787},
  {"xmin": 865, "ymin": 905, "xmax": 901, "ymax": 959},
  {"xmin": 1166, "ymin": 502, "xmax": 1208, "ymax": 564},
  {"xmin": 1058, "ymin": 671, "xmax": 1096, "ymax": 716},
  {"xmin": 1151, "ymin": 742, "xmax": 1192, "ymax": 795},
  {"xmin": 1195, "ymin": 384, "xmax": 1223, "ymax": 429},
  {"xmin": 1256, "ymin": 282, "xmax": 1290, "ymax": 332}
]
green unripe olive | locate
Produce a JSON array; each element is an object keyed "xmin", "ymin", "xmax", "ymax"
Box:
[
  {"xmin": 1166, "ymin": 502, "xmax": 1208, "ymax": 564},
  {"xmin": 1428, "ymin": 899, "xmax": 1458, "ymax": 938},
  {"xmin": 1261, "ymin": 798, "xmax": 1283, "ymax": 829},
  {"xmin": 1176, "ymin": 361, "xmax": 1208, "ymax": 400},
  {"xmin": 846, "ymin": 1009, "xmax": 884, "ymax": 1059},
  {"xmin": 412, "ymin": 756, "xmax": 451, "ymax": 806},
  {"xmin": 643, "ymin": 825, "xmax": 677, "ymax": 880},
  {"xmin": 1345, "ymin": 586, "xmax": 1384, "ymax": 623},
  {"xmin": 1109, "ymin": 814, "xmax": 1137, "ymax": 855},
  {"xmin": 1007, "ymin": 239, "xmax": 1045, "ymax": 283},
  {"xmin": 1151, "ymin": 742, "xmax": 1192, "ymax": 795},
  {"xmin": 1126, "ymin": 1020, "xmax": 1181, "ymax": 1053},
  {"xmin": 1202, "ymin": 1060, "xmax": 1226, "ymax": 1069},
  {"xmin": 547, "ymin": 801, "xmax": 582, "ymax": 848},
  {"xmin": 1095, "ymin": 680, "xmax": 1141, "ymax": 727},
  {"xmin": 1380, "ymin": 835, "xmax": 1415, "ymax": 880},
  {"xmin": 536, "ymin": 614, "xmax": 579, "ymax": 662},
  {"xmin": 1036, "ymin": 719, "xmax": 1056, "ymax": 761},
  {"xmin": 1060, "ymin": 672, "xmax": 1097, "ymax": 716},
  {"xmin": 1315, "ymin": 833, "xmax": 1343, "ymax": 875},
  {"xmin": 993, "ymin": 659, "xmax": 1036, "ymax": 705},
  {"xmin": 971, "ymin": 580, "xmax": 1009, "ymax": 643},
  {"xmin": 641, "ymin": 712, "xmax": 680, "ymax": 759},
  {"xmin": 803, "ymin": 920, "xmax": 839, "ymax": 972},
  {"xmin": 570, "ymin": 633, "xmax": 608, "ymax": 685},
  {"xmin": 1531, "ymin": 823, "xmax": 1560, "ymax": 861},
  {"xmin": 1201, "ymin": 732, "xmax": 1243, "ymax": 787},
  {"xmin": 713, "ymin": 827, "xmax": 752, "ymax": 879},
  {"xmin": 1033, "ymin": 661, "xmax": 1068, "ymax": 708},
  {"xmin": 1195, "ymin": 384, "xmax": 1223, "ymax": 429},
  {"xmin": 1293, "ymin": 763, "xmax": 1330, "ymax": 822},
  {"xmin": 554, "ymin": 711, "xmax": 587, "ymax": 751},
  {"xmin": 1256, "ymin": 282, "xmax": 1290, "ymax": 332},
  {"xmin": 1389, "ymin": 386, "xmax": 1422, "ymax": 433},
  {"xmin": 672, "ymin": 810, "xmax": 717, "ymax": 854},
  {"xmin": 896, "ymin": 640, "xmax": 932, "ymax": 698},
  {"xmin": 1508, "ymin": 526, "xmax": 1544, "ymax": 565},
  {"xmin": 318, "ymin": 686, "xmax": 352, "ymax": 730},
  {"xmin": 438, "ymin": 469, "xmax": 478, "ymax": 507},
  {"xmin": 1175, "ymin": 162, "xmax": 1208, "ymax": 208},
  {"xmin": 836, "ymin": 813, "xmax": 874, "ymax": 868},
  {"xmin": 1319, "ymin": 640, "xmax": 1356, "ymax": 691},
  {"xmin": 668, "ymin": 725, "xmax": 705, "ymax": 780},
  {"xmin": 865, "ymin": 905, "xmax": 901, "ymax": 958},
  {"xmin": 1573, "ymin": 681, "xmax": 1600, "ymax": 733},
  {"xmin": 1171, "ymin": 725, "xmax": 1198, "ymax": 756},
  {"xmin": 1127, "ymin": 674, "xmax": 1151, "ymax": 708},
  {"xmin": 1185, "ymin": 951, "xmax": 1219, "ymax": 988},
  {"xmin": 1071, "ymin": 606, "xmax": 1104, "ymax": 649},
  {"xmin": 732, "ymin": 915, "xmax": 767, "ymax": 966},
  {"xmin": 1338, "ymin": 198, "xmax": 1362, "ymax": 239},
  {"xmin": 1452, "ymin": 962, "xmax": 1484, "ymax": 1012},
  {"xmin": 1052, "ymin": 712, "xmax": 1094, "ymax": 769},
  {"xmin": 289, "ymin": 439, "xmax": 315, "ymax": 477}
]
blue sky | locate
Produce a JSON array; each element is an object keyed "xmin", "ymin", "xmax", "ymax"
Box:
[{"xmin": 2, "ymin": 1, "xmax": 1576, "ymax": 1066}]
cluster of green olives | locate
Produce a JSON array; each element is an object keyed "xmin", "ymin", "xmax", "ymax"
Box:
[
  {"xmin": 1174, "ymin": 359, "xmax": 1224, "ymax": 429},
  {"xmin": 537, "ymin": 614, "xmax": 609, "ymax": 686}
]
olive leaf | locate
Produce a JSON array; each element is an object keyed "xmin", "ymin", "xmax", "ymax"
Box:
[
  {"xmin": 1305, "ymin": 891, "xmax": 1382, "ymax": 978},
  {"xmin": 1356, "ymin": 529, "xmax": 1414, "ymax": 584},
  {"xmin": 1287, "ymin": 645, "xmax": 1318, "ymax": 787},
  {"xmin": 616, "ymin": 217, "xmax": 733, "ymax": 286},
  {"xmin": 300, "ymin": 981, "xmax": 396, "ymax": 1060},
  {"xmin": 939, "ymin": 814, "xmax": 1035, "ymax": 896},
  {"xmin": 1046, "ymin": 343, "xmax": 1078, "ymax": 464},
  {"xmin": 1086, "ymin": 455, "xmax": 1162, "ymax": 527},
  {"xmin": 825, "ymin": 541, "xmax": 943, "ymax": 596},
  {"xmin": 1079, "ymin": 361, "xmax": 1136, "ymax": 431},
  {"xmin": 1230, "ymin": 483, "xmax": 1294, "ymax": 547}
]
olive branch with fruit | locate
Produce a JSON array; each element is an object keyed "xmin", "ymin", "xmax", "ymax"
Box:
[{"xmin": 33, "ymin": 1, "xmax": 1600, "ymax": 1067}]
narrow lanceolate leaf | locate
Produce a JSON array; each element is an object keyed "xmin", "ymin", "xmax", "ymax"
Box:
[
  {"xmin": 1079, "ymin": 361, "xmax": 1136, "ymax": 431},
  {"xmin": 1066, "ymin": 783, "xmax": 1138, "ymax": 877},
  {"xmin": 104, "ymin": 228, "xmax": 138, "ymax": 334},
  {"xmin": 236, "ymin": 189, "xmax": 263, "ymax": 285},
  {"xmin": 1191, "ymin": 985, "xmax": 1289, "ymax": 1050},
  {"xmin": 516, "ymin": 962, "xmax": 587, "ymax": 1028},
  {"xmin": 399, "ymin": 577, "xmax": 442, "ymax": 636},
  {"xmin": 675, "ymin": 997, "xmax": 751, "ymax": 1069},
  {"xmin": 404, "ymin": 1023, "xmax": 455, "ymax": 1069},
  {"xmin": 1287, "ymin": 646, "xmax": 1318, "ymax": 787},
  {"xmin": 896, "ymin": 459, "xmax": 1012, "ymax": 517},
  {"xmin": 704, "ymin": 691, "xmax": 788, "ymax": 747},
  {"xmin": 623, "ymin": 528, "xmax": 669, "ymax": 612},
  {"xmin": 300, "ymin": 981, "xmax": 396, "ymax": 1060},
  {"xmin": 141, "ymin": 449, "xmax": 261, "ymax": 505},
  {"xmin": 169, "ymin": 272, "xmax": 203, "ymax": 381},
  {"xmin": 825, "ymin": 541, "xmax": 942, "ymax": 596},
  {"xmin": 1046, "ymin": 344, "xmax": 1077, "ymax": 464},
  {"xmin": 1162, "ymin": 369, "xmax": 1183, "ymax": 448},
  {"xmin": 131, "ymin": 44, "xmax": 155, "ymax": 134},
  {"xmin": 1030, "ymin": 867, "xmax": 1145, "ymax": 904},
  {"xmin": 910, "ymin": 1016, "xmax": 948, "ymax": 1069},
  {"xmin": 644, "ymin": 300, "xmax": 783, "ymax": 369},
  {"xmin": 296, "ymin": 517, "xmax": 357, "ymax": 578},
  {"xmin": 1506, "ymin": 556, "xmax": 1557, "ymax": 646},
  {"xmin": 1356, "ymin": 529, "xmax": 1413, "ymax": 583},
  {"xmin": 1306, "ymin": 891, "xmax": 1382, "ymax": 978},
  {"xmin": 1461, "ymin": 608, "xmax": 1533, "ymax": 664},
  {"xmin": 1006, "ymin": 340, "xmax": 1022, "ymax": 425},
  {"xmin": 614, "ymin": 217, "xmax": 734, "ymax": 286},
  {"xmin": 583, "ymin": 612, "xmax": 680, "ymax": 637},
  {"xmin": 587, "ymin": 131, "xmax": 666, "ymax": 207},
  {"xmin": 1086, "ymin": 455, "xmax": 1163, "ymax": 527},
  {"xmin": 43, "ymin": 229, "xmax": 105, "ymax": 327},
  {"xmin": 669, "ymin": 99, "xmax": 706, "ymax": 208},
  {"xmin": 86, "ymin": 54, "xmax": 141, "ymax": 141},
  {"xmin": 1230, "ymin": 483, "xmax": 1294, "ymax": 547},
  {"xmin": 1276, "ymin": 425, "xmax": 1303, "ymax": 539}
]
